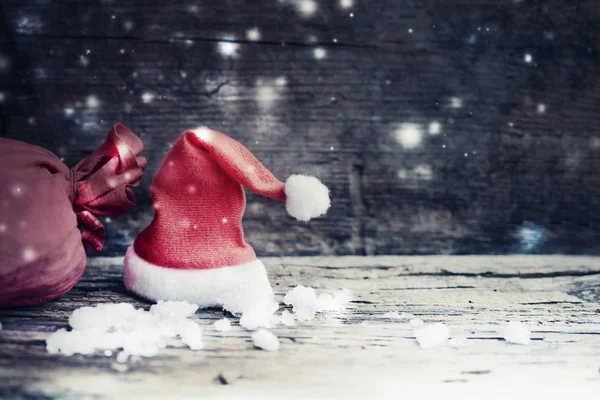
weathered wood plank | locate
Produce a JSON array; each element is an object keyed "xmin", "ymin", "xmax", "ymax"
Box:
[
  {"xmin": 0, "ymin": 256, "xmax": 599, "ymax": 398},
  {"xmin": 2, "ymin": 1, "xmax": 600, "ymax": 255}
]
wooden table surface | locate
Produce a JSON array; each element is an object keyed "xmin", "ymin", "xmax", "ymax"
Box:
[{"xmin": 1, "ymin": 256, "xmax": 600, "ymax": 399}]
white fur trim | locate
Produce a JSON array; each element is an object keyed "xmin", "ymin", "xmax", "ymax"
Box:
[
  {"xmin": 285, "ymin": 174, "xmax": 331, "ymax": 222},
  {"xmin": 124, "ymin": 246, "xmax": 275, "ymax": 315}
]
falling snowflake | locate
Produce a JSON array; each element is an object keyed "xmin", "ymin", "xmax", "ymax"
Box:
[
  {"xmin": 518, "ymin": 223, "xmax": 544, "ymax": 251},
  {"xmin": 22, "ymin": 248, "xmax": 37, "ymax": 262},
  {"xmin": 141, "ymin": 92, "xmax": 155, "ymax": 104},
  {"xmin": 313, "ymin": 47, "xmax": 327, "ymax": 60},
  {"xmin": 537, "ymin": 104, "xmax": 546, "ymax": 113},
  {"xmin": 79, "ymin": 55, "xmax": 89, "ymax": 67},
  {"xmin": 340, "ymin": 0, "xmax": 354, "ymax": 9},
  {"xmin": 256, "ymin": 85, "xmax": 278, "ymax": 110},
  {"xmin": 246, "ymin": 28, "xmax": 261, "ymax": 41},
  {"xmin": 394, "ymin": 123, "xmax": 423, "ymax": 149},
  {"xmin": 524, "ymin": 53, "xmax": 533, "ymax": 63},
  {"xmin": 428, "ymin": 121, "xmax": 442, "ymax": 135},
  {"xmin": 86, "ymin": 95, "xmax": 100, "ymax": 109},
  {"xmin": 450, "ymin": 97, "xmax": 463, "ymax": 108},
  {"xmin": 0, "ymin": 92, "xmax": 6, "ymax": 103},
  {"xmin": 218, "ymin": 38, "xmax": 239, "ymax": 58},
  {"xmin": 414, "ymin": 165, "xmax": 433, "ymax": 180},
  {"xmin": 296, "ymin": 0, "xmax": 318, "ymax": 17},
  {"xmin": 0, "ymin": 54, "xmax": 10, "ymax": 71}
]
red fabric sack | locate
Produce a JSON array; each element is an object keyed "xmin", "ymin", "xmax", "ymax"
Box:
[{"xmin": 0, "ymin": 124, "xmax": 146, "ymax": 307}]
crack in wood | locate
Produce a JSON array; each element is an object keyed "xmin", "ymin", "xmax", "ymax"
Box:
[
  {"xmin": 12, "ymin": 33, "xmax": 379, "ymax": 50},
  {"xmin": 518, "ymin": 301, "xmax": 583, "ymax": 305},
  {"xmin": 199, "ymin": 81, "xmax": 229, "ymax": 97},
  {"xmin": 401, "ymin": 269, "xmax": 600, "ymax": 279},
  {"xmin": 280, "ymin": 264, "xmax": 600, "ymax": 279}
]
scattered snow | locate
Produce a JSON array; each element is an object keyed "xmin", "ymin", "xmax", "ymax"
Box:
[
  {"xmin": 313, "ymin": 47, "xmax": 327, "ymax": 60},
  {"xmin": 238, "ymin": 300, "xmax": 279, "ymax": 330},
  {"xmin": 64, "ymin": 107, "xmax": 74, "ymax": 117},
  {"xmin": 316, "ymin": 289, "xmax": 353, "ymax": 311},
  {"xmin": 409, "ymin": 318, "xmax": 424, "ymax": 327},
  {"xmin": 449, "ymin": 336, "xmax": 466, "ymax": 348},
  {"xmin": 116, "ymin": 351, "xmax": 129, "ymax": 363},
  {"xmin": 214, "ymin": 318, "xmax": 231, "ymax": 332},
  {"xmin": 179, "ymin": 320, "xmax": 204, "ymax": 350},
  {"xmin": 537, "ymin": 104, "xmax": 546, "ymax": 113},
  {"xmin": 283, "ymin": 286, "xmax": 352, "ymax": 321},
  {"xmin": 46, "ymin": 301, "xmax": 203, "ymax": 358},
  {"xmin": 279, "ymin": 310, "xmax": 296, "ymax": 326},
  {"xmin": 414, "ymin": 323, "xmax": 451, "ymax": 349},
  {"xmin": 428, "ymin": 121, "xmax": 442, "ymax": 135},
  {"xmin": 524, "ymin": 53, "xmax": 533, "ymax": 63},
  {"xmin": 246, "ymin": 28, "xmax": 261, "ymax": 41},
  {"xmin": 252, "ymin": 329, "xmax": 280, "ymax": 351},
  {"xmin": 0, "ymin": 92, "xmax": 5, "ymax": 103},
  {"xmin": 382, "ymin": 311, "xmax": 414, "ymax": 320},
  {"xmin": 394, "ymin": 123, "xmax": 423, "ymax": 149},
  {"xmin": 150, "ymin": 300, "xmax": 198, "ymax": 319},
  {"xmin": 503, "ymin": 321, "xmax": 531, "ymax": 345}
]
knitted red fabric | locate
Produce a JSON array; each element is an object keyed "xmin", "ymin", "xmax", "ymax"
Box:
[{"xmin": 133, "ymin": 128, "xmax": 286, "ymax": 270}]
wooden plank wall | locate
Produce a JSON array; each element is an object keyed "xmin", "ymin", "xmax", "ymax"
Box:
[{"xmin": 1, "ymin": 0, "xmax": 600, "ymax": 256}]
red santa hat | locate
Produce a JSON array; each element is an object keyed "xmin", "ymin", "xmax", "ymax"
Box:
[{"xmin": 124, "ymin": 127, "xmax": 330, "ymax": 316}]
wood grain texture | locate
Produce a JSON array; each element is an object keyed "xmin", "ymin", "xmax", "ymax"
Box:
[
  {"xmin": 0, "ymin": 256, "xmax": 599, "ymax": 398},
  {"xmin": 1, "ymin": 1, "xmax": 600, "ymax": 255}
]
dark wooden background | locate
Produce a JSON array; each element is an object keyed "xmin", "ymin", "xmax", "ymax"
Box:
[{"xmin": 1, "ymin": 0, "xmax": 600, "ymax": 256}]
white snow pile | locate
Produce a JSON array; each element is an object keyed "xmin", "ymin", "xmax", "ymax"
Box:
[
  {"xmin": 214, "ymin": 318, "xmax": 231, "ymax": 332},
  {"xmin": 282, "ymin": 286, "xmax": 352, "ymax": 322},
  {"xmin": 252, "ymin": 329, "xmax": 280, "ymax": 352},
  {"xmin": 46, "ymin": 301, "xmax": 204, "ymax": 359},
  {"xmin": 271, "ymin": 310, "xmax": 296, "ymax": 326},
  {"xmin": 414, "ymin": 323, "xmax": 451, "ymax": 349},
  {"xmin": 502, "ymin": 321, "xmax": 531, "ymax": 345}
]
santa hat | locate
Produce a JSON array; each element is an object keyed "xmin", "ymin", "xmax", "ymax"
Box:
[{"xmin": 124, "ymin": 127, "xmax": 330, "ymax": 316}]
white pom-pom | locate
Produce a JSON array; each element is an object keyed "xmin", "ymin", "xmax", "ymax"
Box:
[{"xmin": 284, "ymin": 175, "xmax": 330, "ymax": 222}]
